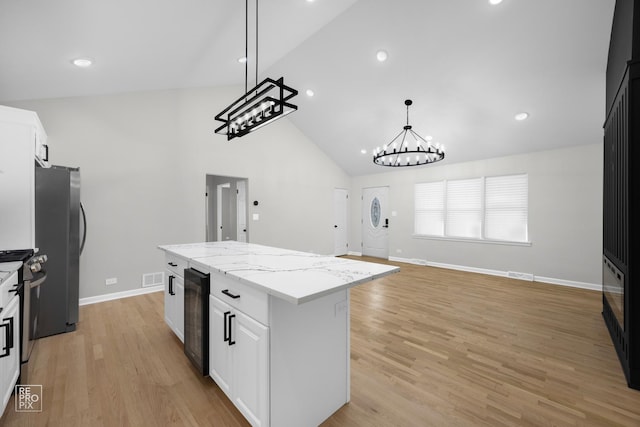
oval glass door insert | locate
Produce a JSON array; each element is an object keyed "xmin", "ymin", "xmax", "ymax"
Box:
[{"xmin": 370, "ymin": 197, "xmax": 381, "ymax": 227}]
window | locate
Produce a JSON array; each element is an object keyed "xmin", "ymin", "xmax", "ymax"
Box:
[
  {"xmin": 446, "ymin": 178, "xmax": 482, "ymax": 239},
  {"xmin": 414, "ymin": 174, "xmax": 529, "ymax": 243},
  {"xmin": 414, "ymin": 181, "xmax": 444, "ymax": 236},
  {"xmin": 485, "ymin": 174, "xmax": 528, "ymax": 242}
]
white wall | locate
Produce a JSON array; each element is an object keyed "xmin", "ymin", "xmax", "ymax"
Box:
[
  {"xmin": 350, "ymin": 143, "xmax": 603, "ymax": 288},
  {"xmin": 6, "ymin": 88, "xmax": 603, "ymax": 298},
  {"xmin": 7, "ymin": 85, "xmax": 351, "ymax": 299}
]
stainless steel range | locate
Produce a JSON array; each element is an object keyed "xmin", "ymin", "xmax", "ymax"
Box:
[{"xmin": 0, "ymin": 249, "xmax": 47, "ymax": 384}]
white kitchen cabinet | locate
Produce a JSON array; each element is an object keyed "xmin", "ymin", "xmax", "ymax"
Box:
[
  {"xmin": 210, "ymin": 294, "xmax": 269, "ymax": 427},
  {"xmin": 0, "ymin": 284, "xmax": 21, "ymax": 415},
  {"xmin": 209, "ymin": 295, "xmax": 232, "ymax": 395},
  {"xmin": 164, "ymin": 254, "xmax": 186, "ymax": 342},
  {"xmin": 166, "ymin": 275, "xmax": 184, "ymax": 341},
  {"xmin": 207, "ymin": 270, "xmax": 349, "ymax": 427},
  {"xmin": 33, "ymin": 119, "xmax": 49, "ymax": 166},
  {"xmin": 0, "ymin": 105, "xmax": 49, "ymax": 251},
  {"xmin": 160, "ymin": 242, "xmax": 398, "ymax": 427}
]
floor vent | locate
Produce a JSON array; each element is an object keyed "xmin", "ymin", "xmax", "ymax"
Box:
[
  {"xmin": 142, "ymin": 272, "xmax": 164, "ymax": 287},
  {"xmin": 507, "ymin": 271, "xmax": 534, "ymax": 281}
]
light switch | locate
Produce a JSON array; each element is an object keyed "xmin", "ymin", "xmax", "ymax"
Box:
[
  {"xmin": 391, "ymin": 211, "xmax": 398, "ymax": 217},
  {"xmin": 253, "ymin": 213, "xmax": 260, "ymax": 221}
]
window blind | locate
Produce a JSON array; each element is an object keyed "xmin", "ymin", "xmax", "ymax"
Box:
[
  {"xmin": 414, "ymin": 173, "xmax": 529, "ymax": 244},
  {"xmin": 414, "ymin": 181, "xmax": 444, "ymax": 236},
  {"xmin": 446, "ymin": 178, "xmax": 482, "ymax": 238},
  {"xmin": 485, "ymin": 174, "xmax": 528, "ymax": 242}
]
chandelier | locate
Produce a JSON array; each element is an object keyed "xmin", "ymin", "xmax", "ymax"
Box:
[
  {"xmin": 215, "ymin": 0, "xmax": 298, "ymax": 141},
  {"xmin": 373, "ymin": 100, "xmax": 445, "ymax": 167}
]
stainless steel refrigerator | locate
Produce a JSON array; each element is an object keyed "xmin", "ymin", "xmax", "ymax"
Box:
[{"xmin": 35, "ymin": 165, "xmax": 86, "ymax": 338}]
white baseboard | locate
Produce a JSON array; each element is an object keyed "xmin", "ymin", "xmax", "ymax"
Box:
[
  {"xmin": 79, "ymin": 285, "xmax": 164, "ymax": 306},
  {"xmin": 534, "ymin": 276, "xmax": 601, "ymax": 291},
  {"xmin": 381, "ymin": 256, "xmax": 601, "ymax": 292}
]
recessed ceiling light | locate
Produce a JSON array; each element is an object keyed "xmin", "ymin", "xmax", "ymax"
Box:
[
  {"xmin": 238, "ymin": 57, "xmax": 248, "ymax": 63},
  {"xmin": 361, "ymin": 149, "xmax": 367, "ymax": 154},
  {"xmin": 376, "ymin": 50, "xmax": 388, "ymax": 62},
  {"xmin": 489, "ymin": 0, "xmax": 503, "ymax": 5},
  {"xmin": 306, "ymin": 89, "xmax": 315, "ymax": 97},
  {"xmin": 72, "ymin": 58, "xmax": 92, "ymax": 68},
  {"xmin": 515, "ymin": 112, "xmax": 529, "ymax": 121}
]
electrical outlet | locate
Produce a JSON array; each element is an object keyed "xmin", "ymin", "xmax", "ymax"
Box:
[
  {"xmin": 334, "ymin": 300, "xmax": 347, "ymax": 316},
  {"xmin": 105, "ymin": 277, "xmax": 118, "ymax": 286}
]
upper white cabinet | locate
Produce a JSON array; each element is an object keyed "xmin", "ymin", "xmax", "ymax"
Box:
[
  {"xmin": 0, "ymin": 105, "xmax": 49, "ymax": 251},
  {"xmin": 33, "ymin": 118, "xmax": 49, "ymax": 167}
]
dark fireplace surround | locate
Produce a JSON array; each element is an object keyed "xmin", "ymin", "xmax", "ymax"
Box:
[{"xmin": 603, "ymin": 0, "xmax": 640, "ymax": 390}]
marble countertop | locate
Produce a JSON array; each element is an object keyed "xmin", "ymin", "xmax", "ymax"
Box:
[{"xmin": 159, "ymin": 241, "xmax": 399, "ymax": 304}]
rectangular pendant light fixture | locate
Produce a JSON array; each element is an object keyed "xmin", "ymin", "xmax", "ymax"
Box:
[
  {"xmin": 214, "ymin": 0, "xmax": 298, "ymax": 141},
  {"xmin": 214, "ymin": 77, "xmax": 298, "ymax": 141}
]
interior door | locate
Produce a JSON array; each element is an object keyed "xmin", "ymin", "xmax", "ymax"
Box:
[
  {"xmin": 217, "ymin": 183, "xmax": 232, "ymax": 241},
  {"xmin": 236, "ymin": 180, "xmax": 247, "ymax": 242},
  {"xmin": 362, "ymin": 187, "xmax": 389, "ymax": 259},
  {"xmin": 333, "ymin": 188, "xmax": 348, "ymax": 256}
]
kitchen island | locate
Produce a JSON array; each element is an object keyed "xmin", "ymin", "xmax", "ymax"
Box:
[{"xmin": 158, "ymin": 241, "xmax": 399, "ymax": 427}]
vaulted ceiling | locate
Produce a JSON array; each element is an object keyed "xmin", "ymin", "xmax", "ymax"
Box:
[{"xmin": 0, "ymin": 0, "xmax": 615, "ymax": 176}]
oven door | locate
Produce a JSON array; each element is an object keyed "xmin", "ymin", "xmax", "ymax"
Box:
[
  {"xmin": 184, "ymin": 268, "xmax": 210, "ymax": 376},
  {"xmin": 20, "ymin": 269, "xmax": 46, "ymax": 384}
]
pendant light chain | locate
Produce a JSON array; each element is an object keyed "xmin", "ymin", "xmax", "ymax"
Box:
[
  {"xmin": 244, "ymin": 0, "xmax": 248, "ymax": 96},
  {"xmin": 244, "ymin": 0, "xmax": 260, "ymax": 95},
  {"xmin": 254, "ymin": 0, "xmax": 259, "ymax": 92},
  {"xmin": 406, "ymin": 103, "xmax": 410, "ymax": 127}
]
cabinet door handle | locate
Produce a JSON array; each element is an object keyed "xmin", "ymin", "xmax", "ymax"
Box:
[
  {"xmin": 0, "ymin": 317, "xmax": 13, "ymax": 358},
  {"xmin": 221, "ymin": 289, "xmax": 240, "ymax": 299},
  {"xmin": 169, "ymin": 275, "xmax": 175, "ymax": 295},
  {"xmin": 6, "ymin": 317, "xmax": 13, "ymax": 350},
  {"xmin": 168, "ymin": 262, "xmax": 177, "ymax": 267},
  {"xmin": 228, "ymin": 314, "xmax": 236, "ymax": 346},
  {"xmin": 43, "ymin": 144, "xmax": 49, "ymax": 162},
  {"xmin": 223, "ymin": 311, "xmax": 231, "ymax": 342}
]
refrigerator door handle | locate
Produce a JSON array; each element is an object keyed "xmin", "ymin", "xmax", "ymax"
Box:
[{"xmin": 80, "ymin": 202, "xmax": 87, "ymax": 255}]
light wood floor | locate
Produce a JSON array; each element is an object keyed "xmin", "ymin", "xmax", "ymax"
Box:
[{"xmin": 2, "ymin": 258, "xmax": 640, "ymax": 426}]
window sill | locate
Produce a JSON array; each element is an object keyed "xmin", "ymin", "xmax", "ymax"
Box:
[{"xmin": 412, "ymin": 234, "xmax": 532, "ymax": 247}]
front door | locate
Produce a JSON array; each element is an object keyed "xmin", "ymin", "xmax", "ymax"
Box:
[{"xmin": 362, "ymin": 187, "xmax": 389, "ymax": 259}]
